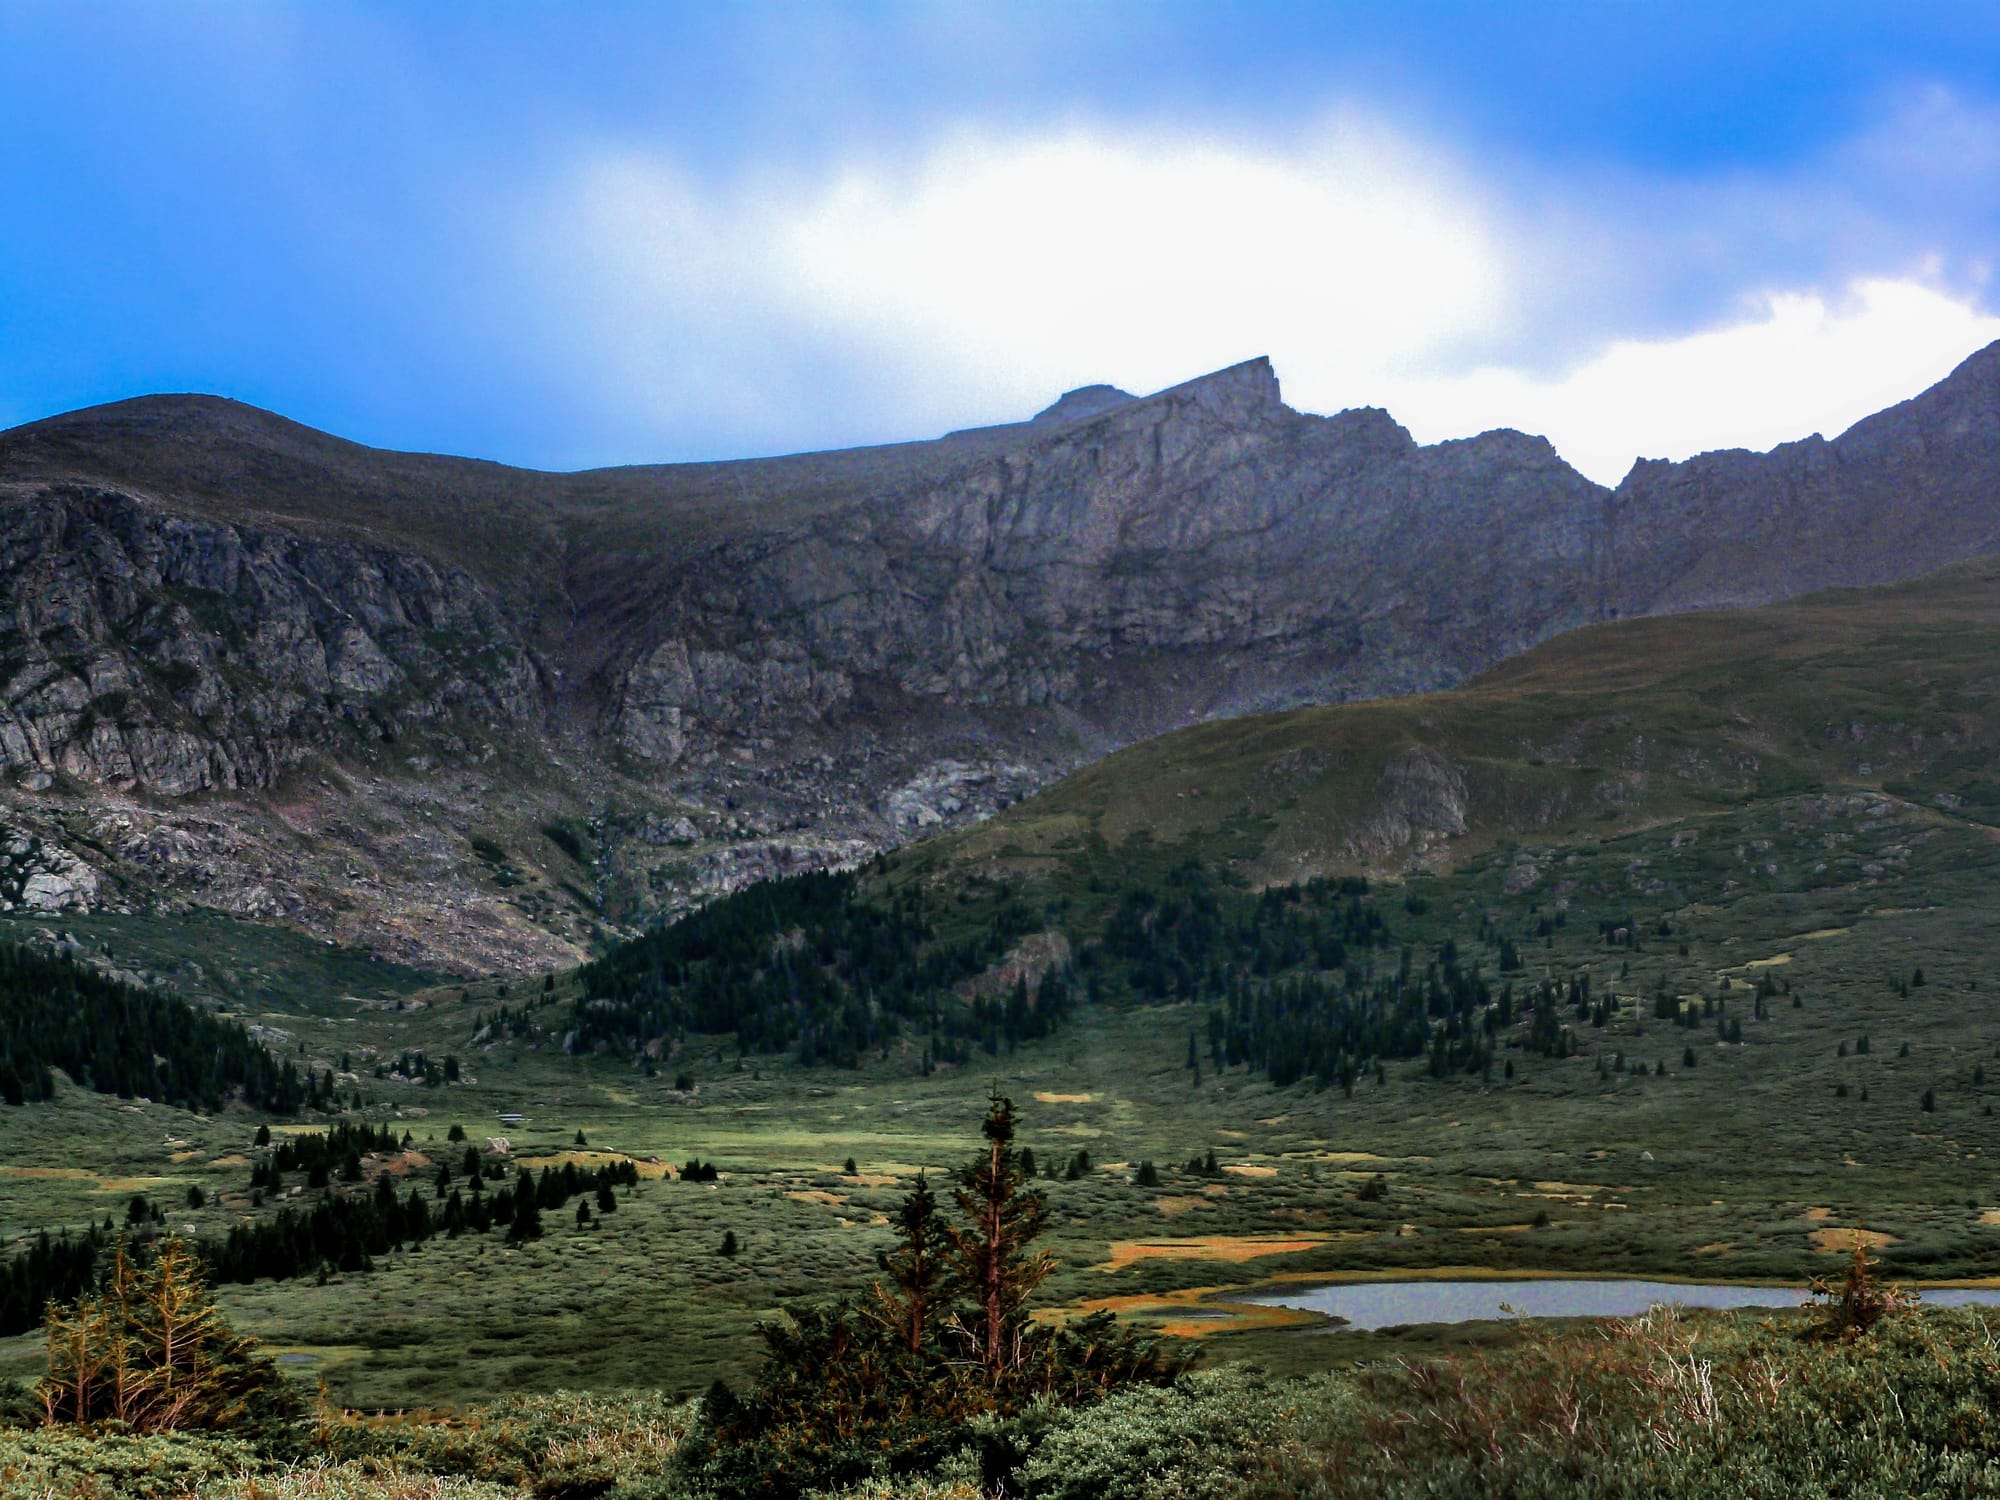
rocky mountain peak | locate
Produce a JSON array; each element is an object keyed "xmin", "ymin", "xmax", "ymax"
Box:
[
  {"xmin": 1147, "ymin": 355, "xmax": 1284, "ymax": 422},
  {"xmin": 1838, "ymin": 336, "xmax": 2000, "ymax": 454},
  {"xmin": 1031, "ymin": 384, "xmax": 1137, "ymax": 427}
]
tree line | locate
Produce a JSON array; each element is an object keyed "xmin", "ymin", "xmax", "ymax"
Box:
[
  {"xmin": 548, "ymin": 853, "xmax": 1623, "ymax": 1097},
  {"xmin": 567, "ymin": 868, "xmax": 1044, "ymax": 1067},
  {"xmin": 0, "ymin": 940, "xmax": 304, "ymax": 1113},
  {"xmin": 0, "ymin": 1134, "xmax": 647, "ymax": 1334}
]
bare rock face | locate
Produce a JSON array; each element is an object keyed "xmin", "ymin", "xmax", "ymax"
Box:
[
  {"xmin": 3, "ymin": 342, "xmax": 2000, "ymax": 969},
  {"xmin": 0, "ymin": 484, "xmax": 544, "ymax": 796}
]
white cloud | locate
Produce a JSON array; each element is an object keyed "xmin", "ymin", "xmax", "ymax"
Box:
[
  {"xmin": 523, "ymin": 105, "xmax": 2000, "ymax": 478},
  {"xmin": 528, "ymin": 119, "xmax": 1515, "ymax": 449}
]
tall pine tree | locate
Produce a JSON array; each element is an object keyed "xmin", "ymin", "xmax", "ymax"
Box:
[{"xmin": 946, "ymin": 1094, "xmax": 1054, "ymax": 1385}]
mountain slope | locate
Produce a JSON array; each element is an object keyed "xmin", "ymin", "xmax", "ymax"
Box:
[
  {"xmin": 934, "ymin": 554, "xmax": 2000, "ymax": 889},
  {"xmin": 2, "ymin": 347, "xmax": 2000, "ymax": 970}
]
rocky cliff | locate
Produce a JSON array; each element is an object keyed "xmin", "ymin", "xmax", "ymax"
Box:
[{"xmin": 1, "ymin": 343, "xmax": 1997, "ymax": 971}]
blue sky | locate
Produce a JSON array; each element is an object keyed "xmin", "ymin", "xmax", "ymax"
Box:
[{"xmin": 4, "ymin": 2, "xmax": 2000, "ymax": 483}]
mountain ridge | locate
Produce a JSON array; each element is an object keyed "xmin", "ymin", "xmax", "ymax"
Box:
[{"xmin": 0, "ymin": 346, "xmax": 1997, "ymax": 971}]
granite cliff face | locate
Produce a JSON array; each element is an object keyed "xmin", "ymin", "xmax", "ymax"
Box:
[{"xmin": 2, "ymin": 344, "xmax": 1998, "ymax": 970}]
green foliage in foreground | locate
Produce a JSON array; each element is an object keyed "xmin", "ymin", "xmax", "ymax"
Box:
[
  {"xmin": 688, "ymin": 1096, "xmax": 1192, "ymax": 1499},
  {"xmin": 15, "ymin": 1307, "xmax": 2000, "ymax": 1499}
]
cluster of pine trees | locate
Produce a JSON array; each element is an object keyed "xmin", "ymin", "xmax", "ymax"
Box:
[
  {"xmin": 0, "ymin": 1221, "xmax": 116, "ymax": 1336},
  {"xmin": 1198, "ymin": 941, "xmax": 1490, "ymax": 1090},
  {"xmin": 570, "ymin": 869, "xmax": 1044, "ymax": 1066},
  {"xmin": 1096, "ymin": 865, "xmax": 1387, "ymax": 1002},
  {"xmin": 0, "ymin": 941, "xmax": 300, "ymax": 1112},
  {"xmin": 0, "ymin": 1135, "xmax": 648, "ymax": 1335},
  {"xmin": 689, "ymin": 1095, "xmax": 1187, "ymax": 1499},
  {"xmin": 218, "ymin": 1130, "xmax": 644, "ymax": 1280},
  {"xmin": 246, "ymin": 1120, "xmax": 403, "ymax": 1192},
  {"xmin": 556, "ymin": 852, "xmax": 1626, "ymax": 1096}
]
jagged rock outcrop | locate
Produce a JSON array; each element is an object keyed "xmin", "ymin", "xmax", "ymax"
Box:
[
  {"xmin": 1605, "ymin": 341, "xmax": 2000, "ymax": 611},
  {"xmin": 0, "ymin": 484, "xmax": 544, "ymax": 797},
  {"xmin": 2, "ymin": 342, "xmax": 1999, "ymax": 970}
]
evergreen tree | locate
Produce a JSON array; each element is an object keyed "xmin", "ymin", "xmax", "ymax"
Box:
[
  {"xmin": 872, "ymin": 1173, "xmax": 948, "ymax": 1355},
  {"xmin": 506, "ymin": 1192, "xmax": 543, "ymax": 1243},
  {"xmin": 690, "ymin": 1096, "xmax": 1191, "ymax": 1500},
  {"xmin": 38, "ymin": 1237, "xmax": 297, "ymax": 1431},
  {"xmin": 946, "ymin": 1094, "xmax": 1054, "ymax": 1386}
]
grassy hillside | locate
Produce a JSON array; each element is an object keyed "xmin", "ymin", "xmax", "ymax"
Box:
[{"xmin": 930, "ymin": 554, "xmax": 2000, "ymax": 890}]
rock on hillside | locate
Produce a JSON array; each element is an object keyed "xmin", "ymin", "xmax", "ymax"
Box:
[{"xmin": 2, "ymin": 344, "xmax": 2000, "ymax": 969}]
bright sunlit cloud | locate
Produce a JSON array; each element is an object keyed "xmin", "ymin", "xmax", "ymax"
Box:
[
  {"xmin": 528, "ymin": 108, "xmax": 2000, "ymax": 482},
  {"xmin": 531, "ymin": 121, "xmax": 1515, "ymax": 449}
]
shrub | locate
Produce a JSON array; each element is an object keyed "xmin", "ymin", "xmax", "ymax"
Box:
[
  {"xmin": 1018, "ymin": 1370, "xmax": 1306, "ymax": 1500},
  {"xmin": 311, "ymin": 1390, "xmax": 697, "ymax": 1494},
  {"xmin": 1245, "ymin": 1305, "xmax": 2000, "ymax": 1499},
  {"xmin": 0, "ymin": 1426, "xmax": 263, "ymax": 1499},
  {"xmin": 38, "ymin": 1237, "xmax": 300, "ymax": 1434},
  {"xmin": 687, "ymin": 1096, "xmax": 1189, "ymax": 1500}
]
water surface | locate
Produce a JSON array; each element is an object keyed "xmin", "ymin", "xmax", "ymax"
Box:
[{"xmin": 1251, "ymin": 1278, "xmax": 2000, "ymax": 1330}]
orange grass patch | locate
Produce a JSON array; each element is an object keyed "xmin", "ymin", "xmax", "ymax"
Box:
[
  {"xmin": 1033, "ymin": 1092, "xmax": 1095, "ymax": 1104},
  {"xmin": 1050, "ymin": 1285, "xmax": 1321, "ymax": 1339},
  {"xmin": 1530, "ymin": 1181, "xmax": 1616, "ymax": 1195},
  {"xmin": 1101, "ymin": 1234, "xmax": 1331, "ymax": 1270},
  {"xmin": 0, "ymin": 1165, "xmax": 173, "ymax": 1192},
  {"xmin": 1222, "ymin": 1164, "xmax": 1277, "ymax": 1178}
]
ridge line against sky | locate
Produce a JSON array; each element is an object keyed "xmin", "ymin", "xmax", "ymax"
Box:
[{"xmin": 3, "ymin": 2, "xmax": 2000, "ymax": 486}]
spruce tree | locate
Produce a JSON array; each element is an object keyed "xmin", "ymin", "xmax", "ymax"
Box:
[
  {"xmin": 506, "ymin": 1192, "xmax": 542, "ymax": 1243},
  {"xmin": 872, "ymin": 1172, "xmax": 948, "ymax": 1355},
  {"xmin": 946, "ymin": 1094, "xmax": 1054, "ymax": 1386}
]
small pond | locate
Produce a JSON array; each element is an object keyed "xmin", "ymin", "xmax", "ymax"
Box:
[{"xmin": 1250, "ymin": 1279, "xmax": 2000, "ymax": 1331}]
